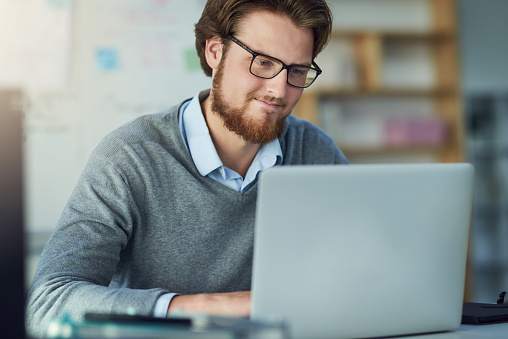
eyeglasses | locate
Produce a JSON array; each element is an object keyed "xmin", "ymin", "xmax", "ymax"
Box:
[{"xmin": 227, "ymin": 36, "xmax": 322, "ymax": 88}]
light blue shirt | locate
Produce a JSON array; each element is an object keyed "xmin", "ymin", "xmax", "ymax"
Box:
[{"xmin": 153, "ymin": 92, "xmax": 283, "ymax": 317}]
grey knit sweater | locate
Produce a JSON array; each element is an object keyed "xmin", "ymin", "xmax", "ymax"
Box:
[{"xmin": 25, "ymin": 99, "xmax": 348, "ymax": 338}]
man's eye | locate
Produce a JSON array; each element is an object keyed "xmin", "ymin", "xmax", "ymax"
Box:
[
  {"xmin": 290, "ymin": 67, "xmax": 307, "ymax": 77},
  {"xmin": 256, "ymin": 59, "xmax": 273, "ymax": 68}
]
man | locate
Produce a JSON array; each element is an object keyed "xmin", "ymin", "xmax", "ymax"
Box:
[{"xmin": 25, "ymin": 0, "xmax": 348, "ymax": 337}]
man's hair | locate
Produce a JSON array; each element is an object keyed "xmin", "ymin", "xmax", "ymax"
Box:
[{"xmin": 194, "ymin": 0, "xmax": 333, "ymax": 77}]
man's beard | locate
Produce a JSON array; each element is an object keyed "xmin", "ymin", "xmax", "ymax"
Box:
[{"xmin": 209, "ymin": 58, "xmax": 290, "ymax": 145}]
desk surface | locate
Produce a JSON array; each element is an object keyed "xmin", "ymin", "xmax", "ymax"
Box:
[
  {"xmin": 388, "ymin": 322, "xmax": 508, "ymax": 339},
  {"xmin": 44, "ymin": 316, "xmax": 508, "ymax": 339}
]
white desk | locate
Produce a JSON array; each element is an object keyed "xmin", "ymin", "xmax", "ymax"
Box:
[
  {"xmin": 387, "ymin": 322, "xmax": 508, "ymax": 339},
  {"xmin": 45, "ymin": 314, "xmax": 508, "ymax": 338}
]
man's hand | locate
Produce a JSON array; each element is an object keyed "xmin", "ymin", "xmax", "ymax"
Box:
[{"xmin": 167, "ymin": 291, "xmax": 251, "ymax": 318}]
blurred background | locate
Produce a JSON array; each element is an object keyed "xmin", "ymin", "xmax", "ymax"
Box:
[{"xmin": 0, "ymin": 0, "xmax": 507, "ymax": 323}]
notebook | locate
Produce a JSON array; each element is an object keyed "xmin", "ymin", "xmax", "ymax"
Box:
[{"xmin": 251, "ymin": 163, "xmax": 474, "ymax": 339}]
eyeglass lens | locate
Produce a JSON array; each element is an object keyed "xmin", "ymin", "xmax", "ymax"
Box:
[{"xmin": 251, "ymin": 55, "xmax": 318, "ymax": 88}]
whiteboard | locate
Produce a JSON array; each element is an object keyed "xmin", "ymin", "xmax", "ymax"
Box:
[
  {"xmin": 0, "ymin": 0, "xmax": 210, "ymax": 232},
  {"xmin": 2, "ymin": 0, "xmax": 435, "ymax": 233}
]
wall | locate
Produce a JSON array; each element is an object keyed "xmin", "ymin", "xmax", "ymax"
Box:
[
  {"xmin": 459, "ymin": 0, "xmax": 508, "ymax": 93},
  {"xmin": 0, "ymin": 0, "xmax": 211, "ymax": 285},
  {"xmin": 459, "ymin": 0, "xmax": 508, "ymax": 301},
  {"xmin": 0, "ymin": 0, "xmax": 210, "ymax": 233}
]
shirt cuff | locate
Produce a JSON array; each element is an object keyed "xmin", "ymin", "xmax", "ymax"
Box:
[{"xmin": 153, "ymin": 293, "xmax": 179, "ymax": 318}]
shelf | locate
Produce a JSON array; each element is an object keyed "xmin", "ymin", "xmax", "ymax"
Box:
[
  {"xmin": 473, "ymin": 262, "xmax": 508, "ymax": 274},
  {"xmin": 306, "ymin": 87, "xmax": 457, "ymax": 98},
  {"xmin": 331, "ymin": 30, "xmax": 456, "ymax": 40},
  {"xmin": 339, "ymin": 144, "xmax": 444, "ymax": 157},
  {"xmin": 293, "ymin": 0, "xmax": 464, "ymax": 164}
]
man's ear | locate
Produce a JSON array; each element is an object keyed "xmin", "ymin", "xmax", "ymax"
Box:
[{"xmin": 204, "ymin": 36, "xmax": 224, "ymax": 71}]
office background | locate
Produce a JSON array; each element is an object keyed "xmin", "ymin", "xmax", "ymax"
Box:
[
  {"xmin": 460, "ymin": 0, "xmax": 508, "ymax": 303},
  {"xmin": 0, "ymin": 0, "xmax": 507, "ymax": 306}
]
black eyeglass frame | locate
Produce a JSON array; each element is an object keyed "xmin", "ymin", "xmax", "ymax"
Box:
[{"xmin": 226, "ymin": 35, "xmax": 322, "ymax": 88}]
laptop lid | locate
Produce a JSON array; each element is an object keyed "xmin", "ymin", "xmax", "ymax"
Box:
[{"xmin": 251, "ymin": 163, "xmax": 474, "ymax": 339}]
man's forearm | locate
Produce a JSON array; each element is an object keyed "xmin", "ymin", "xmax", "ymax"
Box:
[{"xmin": 167, "ymin": 291, "xmax": 251, "ymax": 318}]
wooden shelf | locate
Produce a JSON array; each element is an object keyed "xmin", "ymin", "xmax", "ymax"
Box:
[
  {"xmin": 306, "ymin": 87, "xmax": 457, "ymax": 98},
  {"xmin": 339, "ymin": 145, "xmax": 443, "ymax": 157},
  {"xmin": 331, "ymin": 30, "xmax": 456, "ymax": 40},
  {"xmin": 293, "ymin": 0, "xmax": 464, "ymax": 163}
]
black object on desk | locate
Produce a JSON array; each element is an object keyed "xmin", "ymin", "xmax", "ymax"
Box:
[
  {"xmin": 462, "ymin": 292, "xmax": 508, "ymax": 325},
  {"xmin": 84, "ymin": 312, "xmax": 192, "ymax": 326}
]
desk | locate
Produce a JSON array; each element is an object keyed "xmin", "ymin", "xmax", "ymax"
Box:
[
  {"xmin": 46, "ymin": 314, "xmax": 508, "ymax": 339},
  {"xmin": 386, "ymin": 323, "xmax": 508, "ymax": 339}
]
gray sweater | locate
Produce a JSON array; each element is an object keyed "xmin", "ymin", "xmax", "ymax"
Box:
[{"xmin": 25, "ymin": 99, "xmax": 348, "ymax": 338}]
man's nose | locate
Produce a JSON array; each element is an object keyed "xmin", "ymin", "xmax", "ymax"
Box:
[{"xmin": 264, "ymin": 69, "xmax": 288, "ymax": 98}]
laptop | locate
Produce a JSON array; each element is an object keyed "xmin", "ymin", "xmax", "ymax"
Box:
[{"xmin": 251, "ymin": 163, "xmax": 474, "ymax": 339}]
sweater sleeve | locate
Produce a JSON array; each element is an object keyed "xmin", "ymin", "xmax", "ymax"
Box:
[{"xmin": 25, "ymin": 148, "xmax": 168, "ymax": 338}]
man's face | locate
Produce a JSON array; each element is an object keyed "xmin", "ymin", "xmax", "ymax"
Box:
[{"xmin": 209, "ymin": 10, "xmax": 314, "ymax": 144}]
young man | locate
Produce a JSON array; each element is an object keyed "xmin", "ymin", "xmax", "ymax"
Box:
[{"xmin": 26, "ymin": 0, "xmax": 348, "ymax": 337}]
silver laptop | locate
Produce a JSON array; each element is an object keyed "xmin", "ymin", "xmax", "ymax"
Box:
[{"xmin": 251, "ymin": 163, "xmax": 474, "ymax": 339}]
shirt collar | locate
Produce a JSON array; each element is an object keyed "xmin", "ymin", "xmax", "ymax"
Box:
[{"xmin": 181, "ymin": 92, "xmax": 222, "ymax": 176}]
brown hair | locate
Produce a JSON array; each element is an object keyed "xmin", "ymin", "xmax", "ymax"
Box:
[{"xmin": 194, "ymin": 0, "xmax": 333, "ymax": 77}]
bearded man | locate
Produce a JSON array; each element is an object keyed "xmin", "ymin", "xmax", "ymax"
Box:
[{"xmin": 25, "ymin": 0, "xmax": 348, "ymax": 337}]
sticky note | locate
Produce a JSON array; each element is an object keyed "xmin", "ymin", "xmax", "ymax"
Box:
[
  {"xmin": 184, "ymin": 48, "xmax": 201, "ymax": 72},
  {"xmin": 96, "ymin": 48, "xmax": 119, "ymax": 71}
]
